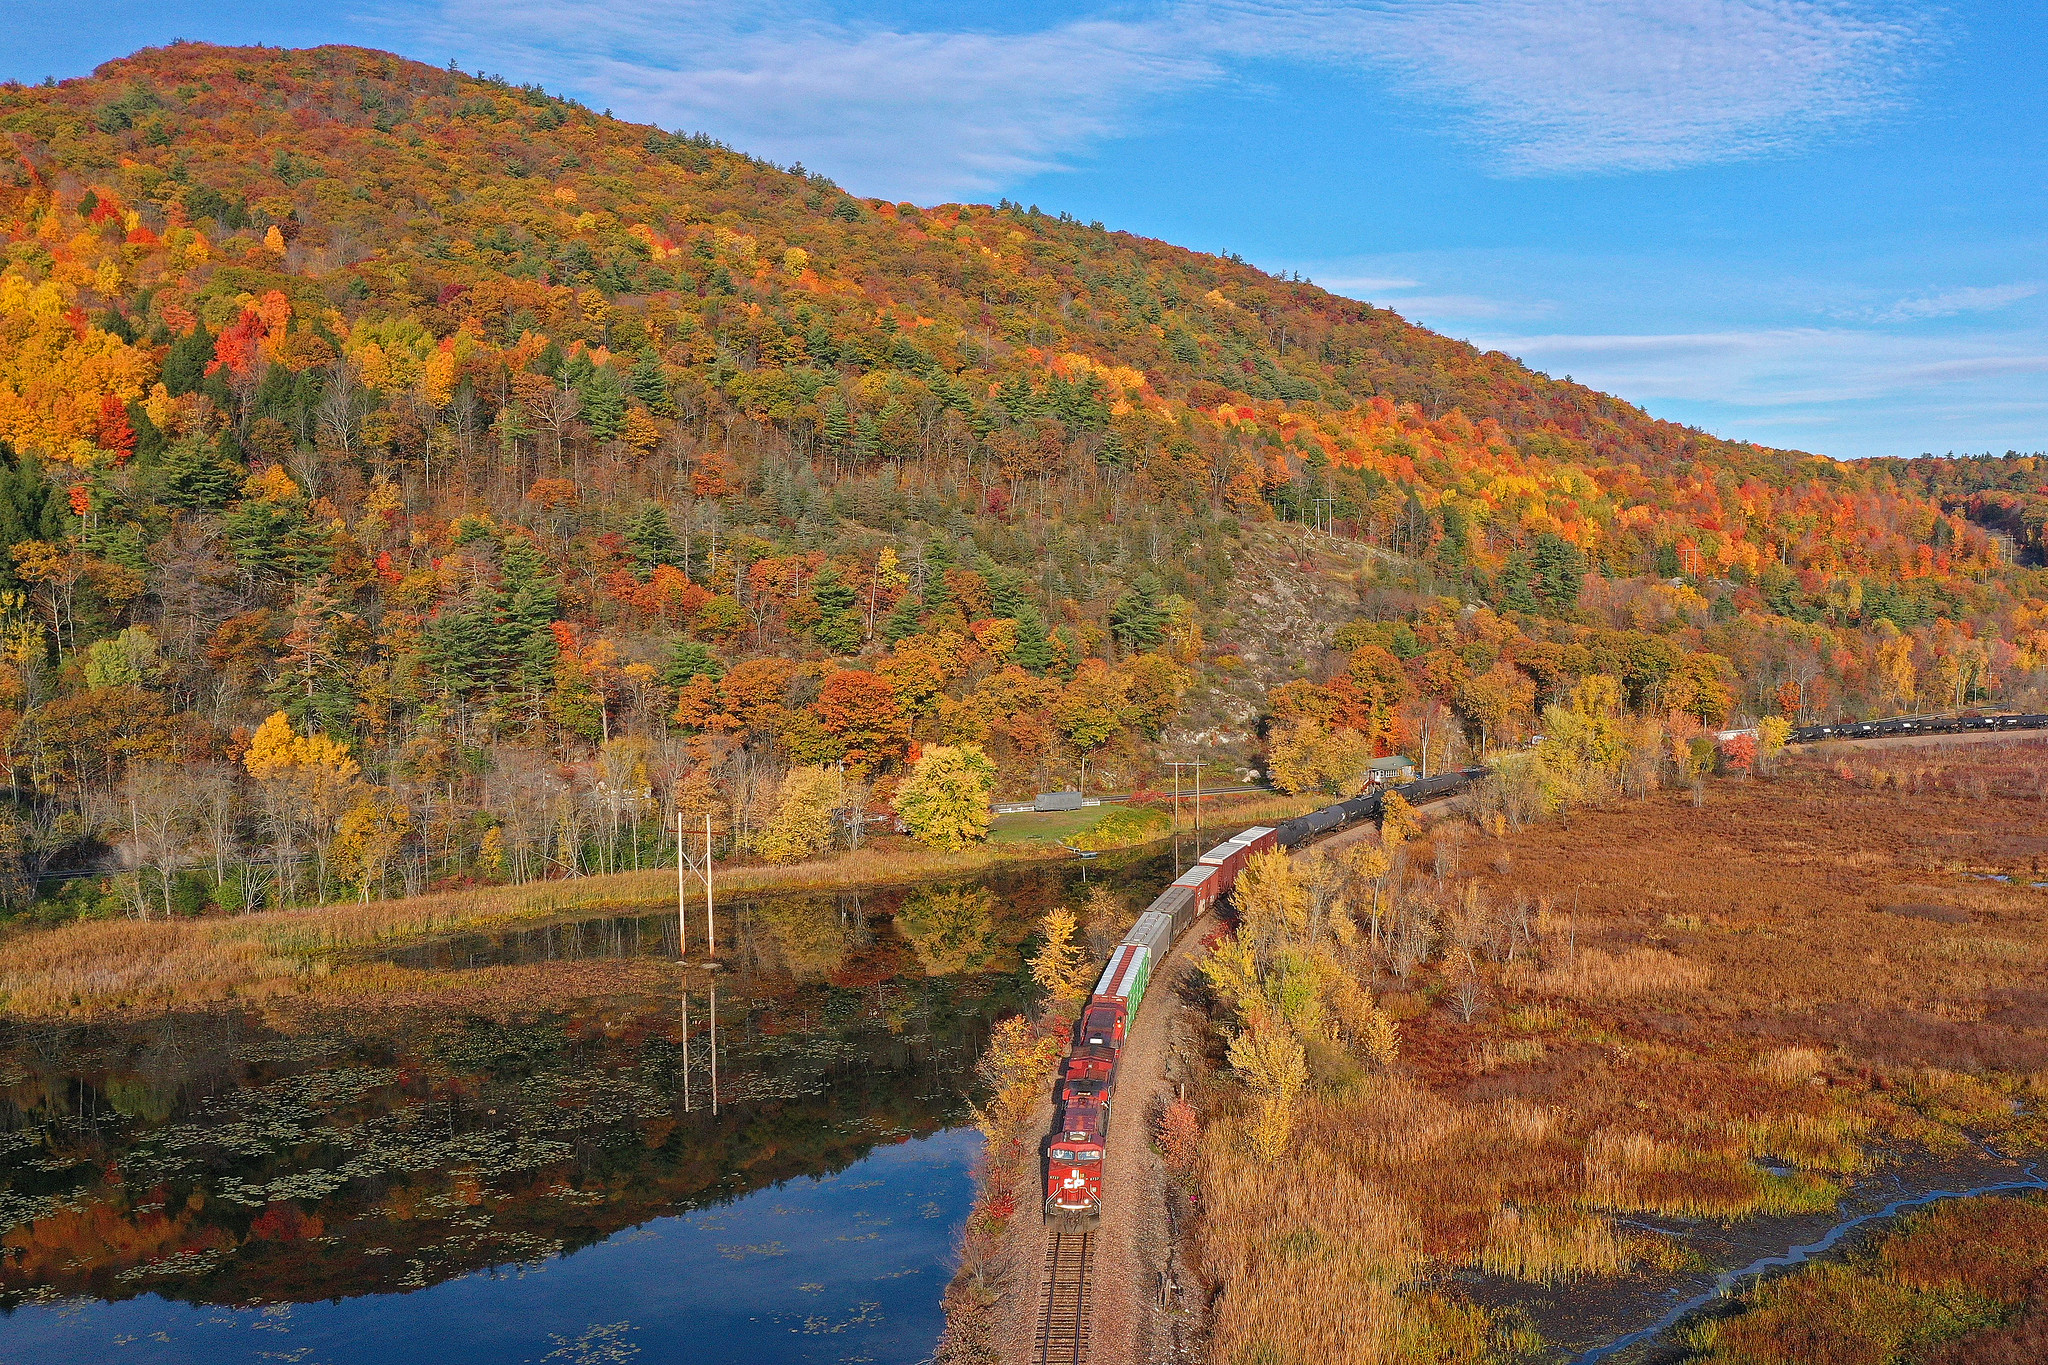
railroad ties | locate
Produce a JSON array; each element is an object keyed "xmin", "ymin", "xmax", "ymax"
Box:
[{"xmin": 1035, "ymin": 1224, "xmax": 1095, "ymax": 1365}]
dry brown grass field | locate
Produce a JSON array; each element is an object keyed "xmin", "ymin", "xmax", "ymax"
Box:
[{"xmin": 1182, "ymin": 739, "xmax": 2048, "ymax": 1364}]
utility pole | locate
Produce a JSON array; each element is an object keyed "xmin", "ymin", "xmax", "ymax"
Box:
[
  {"xmin": 1165, "ymin": 759, "xmax": 1205, "ymax": 850},
  {"xmin": 681, "ymin": 812, "xmax": 716, "ymax": 957},
  {"xmin": 676, "ymin": 811, "xmax": 688, "ymax": 958},
  {"xmin": 1169, "ymin": 763, "xmax": 1183, "ymax": 874}
]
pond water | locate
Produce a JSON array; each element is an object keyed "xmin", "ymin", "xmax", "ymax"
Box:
[
  {"xmin": 0, "ymin": 851, "xmax": 1185, "ymax": 1365},
  {"xmin": 0, "ymin": 1128, "xmax": 977, "ymax": 1365}
]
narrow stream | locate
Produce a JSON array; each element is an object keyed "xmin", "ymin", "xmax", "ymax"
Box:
[{"xmin": 1567, "ymin": 1157, "xmax": 2048, "ymax": 1364}]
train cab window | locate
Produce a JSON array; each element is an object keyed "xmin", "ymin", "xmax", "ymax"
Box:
[{"xmin": 1052, "ymin": 1148, "xmax": 1073, "ymax": 1161}]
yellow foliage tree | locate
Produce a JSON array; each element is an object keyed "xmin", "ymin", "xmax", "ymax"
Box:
[
  {"xmin": 1201, "ymin": 934, "xmax": 1262, "ymax": 1015},
  {"xmin": 1380, "ymin": 792, "xmax": 1420, "ymax": 846},
  {"xmin": 1030, "ymin": 905, "xmax": 1088, "ymax": 1003},
  {"xmin": 0, "ymin": 274, "xmax": 154, "ymax": 464},
  {"xmin": 242, "ymin": 711, "xmax": 363, "ymax": 900},
  {"xmin": 752, "ymin": 765, "xmax": 843, "ymax": 864},
  {"xmin": 1756, "ymin": 715, "xmax": 1792, "ymax": 774},
  {"xmin": 1234, "ymin": 849, "xmax": 1311, "ymax": 954},
  {"xmin": 892, "ymin": 743, "xmax": 997, "ymax": 849},
  {"xmin": 972, "ymin": 1015, "xmax": 1067, "ymax": 1147},
  {"xmin": 330, "ymin": 790, "xmax": 411, "ymax": 899},
  {"xmin": 1227, "ymin": 1021, "xmax": 1308, "ymax": 1159},
  {"xmin": 1348, "ymin": 839, "xmax": 1394, "ymax": 942},
  {"xmin": 1267, "ymin": 719, "xmax": 1374, "ymax": 796},
  {"xmin": 1311, "ymin": 949, "xmax": 1399, "ymax": 1066}
]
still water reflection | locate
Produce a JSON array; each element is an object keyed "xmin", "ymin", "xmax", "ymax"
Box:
[
  {"xmin": 0, "ymin": 1128, "xmax": 977, "ymax": 1365},
  {"xmin": 0, "ymin": 860, "xmax": 1180, "ymax": 1363}
]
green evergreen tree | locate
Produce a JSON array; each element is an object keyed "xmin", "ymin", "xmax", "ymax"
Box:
[
  {"xmin": 0, "ymin": 446, "xmax": 66, "ymax": 590},
  {"xmin": 808, "ymin": 567, "xmax": 862, "ymax": 654},
  {"xmin": 626, "ymin": 503, "xmax": 681, "ymax": 575},
  {"xmin": 921, "ymin": 536, "xmax": 955, "ymax": 610},
  {"xmin": 881, "ymin": 592, "xmax": 923, "ymax": 643},
  {"xmin": 660, "ymin": 639, "xmax": 724, "ymax": 689},
  {"xmin": 1011, "ymin": 601, "xmax": 1054, "ymax": 674},
  {"xmin": 1496, "ymin": 550, "xmax": 1539, "ymax": 615},
  {"xmin": 157, "ymin": 436, "xmax": 242, "ymax": 509},
  {"xmin": 822, "ymin": 396, "xmax": 852, "ymax": 451},
  {"xmin": 425, "ymin": 587, "xmax": 504, "ymax": 696},
  {"xmin": 627, "ymin": 348, "xmax": 673, "ymax": 415},
  {"xmin": 1109, "ymin": 573, "xmax": 1166, "ymax": 651},
  {"xmin": 500, "ymin": 535, "xmax": 561, "ymax": 688},
  {"xmin": 578, "ymin": 366, "xmax": 628, "ymax": 441},
  {"xmin": 1532, "ymin": 532, "xmax": 1587, "ymax": 614},
  {"xmin": 161, "ymin": 325, "xmax": 214, "ymax": 396}
]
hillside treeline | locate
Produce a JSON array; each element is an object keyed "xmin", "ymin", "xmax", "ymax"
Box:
[{"xmin": 0, "ymin": 42, "xmax": 2042, "ymax": 918}]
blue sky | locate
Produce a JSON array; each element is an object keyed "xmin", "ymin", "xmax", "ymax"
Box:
[{"xmin": 9, "ymin": 1, "xmax": 2045, "ymax": 461}]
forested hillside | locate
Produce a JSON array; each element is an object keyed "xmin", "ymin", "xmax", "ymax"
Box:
[{"xmin": 0, "ymin": 41, "xmax": 2044, "ymax": 916}]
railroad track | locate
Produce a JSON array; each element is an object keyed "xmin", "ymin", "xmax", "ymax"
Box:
[{"xmin": 1035, "ymin": 1223, "xmax": 1094, "ymax": 1365}]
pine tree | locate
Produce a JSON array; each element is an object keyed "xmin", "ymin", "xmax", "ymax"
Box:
[
  {"xmin": 159, "ymin": 437, "xmax": 246, "ymax": 511},
  {"xmin": 1532, "ymin": 532, "xmax": 1587, "ymax": 614},
  {"xmin": 500, "ymin": 535, "xmax": 560, "ymax": 688},
  {"xmin": 578, "ymin": 367, "xmax": 628, "ymax": 441},
  {"xmin": 660, "ymin": 639, "xmax": 723, "ymax": 689},
  {"xmin": 822, "ymin": 396, "xmax": 852, "ymax": 451},
  {"xmin": 881, "ymin": 592, "xmax": 923, "ymax": 644},
  {"xmin": 1011, "ymin": 601, "xmax": 1054, "ymax": 674},
  {"xmin": 425, "ymin": 589, "xmax": 503, "ymax": 696},
  {"xmin": 627, "ymin": 348, "xmax": 673, "ymax": 416},
  {"xmin": 921, "ymin": 536, "xmax": 955, "ymax": 611},
  {"xmin": 809, "ymin": 567, "xmax": 862, "ymax": 654},
  {"xmin": 626, "ymin": 503, "xmax": 680, "ymax": 575},
  {"xmin": 1109, "ymin": 573, "xmax": 1166, "ymax": 651},
  {"xmin": 987, "ymin": 569, "xmax": 1029, "ymax": 619}
]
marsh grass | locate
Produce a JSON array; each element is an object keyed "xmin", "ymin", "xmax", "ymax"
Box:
[
  {"xmin": 1182, "ymin": 745, "xmax": 2048, "ymax": 1360},
  {"xmin": 1534, "ymin": 947, "xmax": 1710, "ymax": 999}
]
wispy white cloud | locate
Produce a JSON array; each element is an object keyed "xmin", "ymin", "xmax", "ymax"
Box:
[
  {"xmin": 377, "ymin": 0, "xmax": 1933, "ymax": 198},
  {"xmin": 1231, "ymin": 0, "xmax": 1935, "ymax": 175},
  {"xmin": 1873, "ymin": 283, "xmax": 2038, "ymax": 321},
  {"xmin": 1468, "ymin": 326, "xmax": 2048, "ymax": 409},
  {"xmin": 386, "ymin": 0, "xmax": 1218, "ymax": 198},
  {"xmin": 1381, "ymin": 293, "xmax": 1534, "ymax": 320},
  {"xmin": 1314, "ymin": 274, "xmax": 1423, "ymax": 294}
]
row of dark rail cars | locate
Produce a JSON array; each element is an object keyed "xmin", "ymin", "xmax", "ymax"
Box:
[
  {"xmin": 1272, "ymin": 766, "xmax": 1490, "ymax": 848},
  {"xmin": 1789, "ymin": 712, "xmax": 2048, "ymax": 744},
  {"xmin": 1043, "ymin": 766, "xmax": 1492, "ymax": 1217}
]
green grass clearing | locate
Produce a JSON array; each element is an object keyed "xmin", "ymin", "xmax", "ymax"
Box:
[{"xmin": 988, "ymin": 805, "xmax": 1116, "ymax": 845}]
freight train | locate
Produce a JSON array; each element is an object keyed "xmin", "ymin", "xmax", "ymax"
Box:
[
  {"xmin": 1044, "ymin": 767, "xmax": 1490, "ymax": 1217},
  {"xmin": 1789, "ymin": 712, "xmax": 2048, "ymax": 743},
  {"xmin": 1042, "ymin": 710, "xmax": 2048, "ymax": 1217}
]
